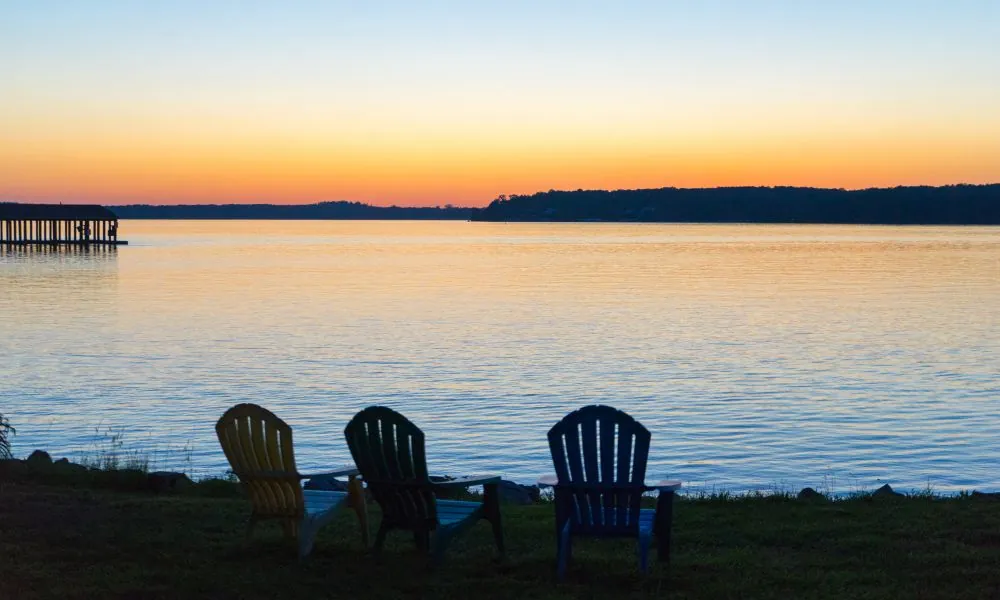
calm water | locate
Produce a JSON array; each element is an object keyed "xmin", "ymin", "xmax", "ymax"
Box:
[{"xmin": 2, "ymin": 221, "xmax": 998, "ymax": 493}]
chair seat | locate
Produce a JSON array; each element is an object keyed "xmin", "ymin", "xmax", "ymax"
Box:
[
  {"xmin": 568, "ymin": 508, "xmax": 656, "ymax": 535},
  {"xmin": 303, "ymin": 489, "xmax": 349, "ymax": 517},
  {"xmin": 638, "ymin": 508, "xmax": 655, "ymax": 535},
  {"xmin": 436, "ymin": 499, "xmax": 482, "ymax": 526}
]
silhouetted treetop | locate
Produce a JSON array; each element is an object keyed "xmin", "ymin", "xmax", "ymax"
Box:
[
  {"xmin": 111, "ymin": 201, "xmax": 474, "ymax": 220},
  {"xmin": 472, "ymin": 185, "xmax": 1000, "ymax": 224}
]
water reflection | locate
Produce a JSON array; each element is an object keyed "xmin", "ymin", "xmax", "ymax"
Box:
[
  {"xmin": 0, "ymin": 242, "xmax": 120, "ymax": 261},
  {"xmin": 1, "ymin": 222, "xmax": 998, "ymax": 493}
]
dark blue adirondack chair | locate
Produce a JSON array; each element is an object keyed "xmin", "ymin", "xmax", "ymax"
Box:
[{"xmin": 539, "ymin": 405, "xmax": 681, "ymax": 579}]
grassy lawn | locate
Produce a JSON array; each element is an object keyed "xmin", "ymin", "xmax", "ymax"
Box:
[{"xmin": 2, "ymin": 482, "xmax": 1000, "ymax": 599}]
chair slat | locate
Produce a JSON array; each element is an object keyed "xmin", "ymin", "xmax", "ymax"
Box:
[
  {"xmin": 277, "ymin": 426, "xmax": 299, "ymax": 511},
  {"xmin": 260, "ymin": 421, "xmax": 285, "ymax": 511},
  {"xmin": 599, "ymin": 417, "xmax": 617, "ymax": 526},
  {"xmin": 580, "ymin": 417, "xmax": 602, "ymax": 527},
  {"xmin": 385, "ymin": 422, "xmax": 403, "ymax": 480},
  {"xmin": 366, "ymin": 416, "xmax": 387, "ymax": 480},
  {"xmin": 251, "ymin": 415, "xmax": 283, "ymax": 512},
  {"xmin": 615, "ymin": 420, "xmax": 634, "ymax": 525},
  {"xmin": 561, "ymin": 418, "xmax": 588, "ymax": 525},
  {"xmin": 631, "ymin": 424, "xmax": 650, "ymax": 484}
]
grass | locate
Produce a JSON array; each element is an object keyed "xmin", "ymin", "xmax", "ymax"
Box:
[
  {"xmin": 80, "ymin": 425, "xmax": 152, "ymax": 473},
  {"xmin": 2, "ymin": 482, "xmax": 1000, "ymax": 599}
]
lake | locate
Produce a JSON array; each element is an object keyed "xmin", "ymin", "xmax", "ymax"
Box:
[{"xmin": 1, "ymin": 221, "xmax": 998, "ymax": 494}]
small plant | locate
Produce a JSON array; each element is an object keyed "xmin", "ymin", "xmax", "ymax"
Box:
[
  {"xmin": 0, "ymin": 412, "xmax": 14, "ymax": 459},
  {"xmin": 82, "ymin": 424, "xmax": 149, "ymax": 472},
  {"xmin": 908, "ymin": 480, "xmax": 937, "ymax": 499},
  {"xmin": 181, "ymin": 439, "xmax": 194, "ymax": 478},
  {"xmin": 819, "ymin": 473, "xmax": 836, "ymax": 497}
]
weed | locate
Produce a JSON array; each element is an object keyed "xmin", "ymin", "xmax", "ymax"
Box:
[
  {"xmin": 81, "ymin": 424, "xmax": 150, "ymax": 473},
  {"xmin": 0, "ymin": 413, "xmax": 14, "ymax": 459}
]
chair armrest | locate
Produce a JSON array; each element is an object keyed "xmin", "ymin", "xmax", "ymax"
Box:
[
  {"xmin": 536, "ymin": 474, "xmax": 558, "ymax": 488},
  {"xmin": 646, "ymin": 480, "xmax": 682, "ymax": 492},
  {"xmin": 432, "ymin": 475, "xmax": 501, "ymax": 488},
  {"xmin": 535, "ymin": 474, "xmax": 680, "ymax": 491},
  {"xmin": 232, "ymin": 470, "xmax": 300, "ymax": 481},
  {"xmin": 299, "ymin": 465, "xmax": 360, "ymax": 480}
]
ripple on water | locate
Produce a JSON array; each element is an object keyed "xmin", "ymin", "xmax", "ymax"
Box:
[{"xmin": 1, "ymin": 222, "xmax": 999, "ymax": 493}]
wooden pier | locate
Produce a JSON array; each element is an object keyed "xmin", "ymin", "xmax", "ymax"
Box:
[{"xmin": 0, "ymin": 203, "xmax": 127, "ymax": 246}]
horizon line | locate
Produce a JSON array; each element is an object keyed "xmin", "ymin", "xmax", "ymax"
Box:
[{"xmin": 6, "ymin": 182, "xmax": 999, "ymax": 208}]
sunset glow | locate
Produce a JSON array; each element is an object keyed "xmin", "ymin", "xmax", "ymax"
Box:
[{"xmin": 2, "ymin": 1, "xmax": 998, "ymax": 206}]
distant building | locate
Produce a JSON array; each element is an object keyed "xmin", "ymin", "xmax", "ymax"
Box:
[{"xmin": 0, "ymin": 203, "xmax": 125, "ymax": 245}]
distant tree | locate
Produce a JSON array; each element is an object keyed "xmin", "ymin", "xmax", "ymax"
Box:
[{"xmin": 471, "ymin": 184, "xmax": 1000, "ymax": 224}]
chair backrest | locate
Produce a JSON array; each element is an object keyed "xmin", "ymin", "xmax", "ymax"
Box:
[
  {"xmin": 547, "ymin": 405, "xmax": 651, "ymax": 535},
  {"xmin": 344, "ymin": 406, "xmax": 438, "ymax": 529},
  {"xmin": 216, "ymin": 403, "xmax": 303, "ymax": 519}
]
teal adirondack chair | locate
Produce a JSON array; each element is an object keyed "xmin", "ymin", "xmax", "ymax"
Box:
[
  {"xmin": 538, "ymin": 405, "xmax": 681, "ymax": 579},
  {"xmin": 343, "ymin": 406, "xmax": 505, "ymax": 564}
]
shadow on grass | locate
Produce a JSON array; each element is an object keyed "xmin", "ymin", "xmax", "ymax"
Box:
[{"xmin": 4, "ymin": 480, "xmax": 1000, "ymax": 599}]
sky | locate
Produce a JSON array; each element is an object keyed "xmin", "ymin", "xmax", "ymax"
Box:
[{"xmin": 1, "ymin": 1, "xmax": 998, "ymax": 207}]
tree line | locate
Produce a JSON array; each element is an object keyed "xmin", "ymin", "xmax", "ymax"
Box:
[
  {"xmin": 111, "ymin": 201, "xmax": 474, "ymax": 220},
  {"xmin": 471, "ymin": 185, "xmax": 1000, "ymax": 224}
]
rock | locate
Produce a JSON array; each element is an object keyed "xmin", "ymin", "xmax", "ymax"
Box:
[
  {"xmin": 51, "ymin": 458, "xmax": 89, "ymax": 476},
  {"xmin": 192, "ymin": 477, "xmax": 243, "ymax": 498},
  {"xmin": 429, "ymin": 475, "xmax": 465, "ymax": 499},
  {"xmin": 971, "ymin": 491, "xmax": 1000, "ymax": 501},
  {"xmin": 303, "ymin": 475, "xmax": 349, "ymax": 492},
  {"xmin": 0, "ymin": 458, "xmax": 27, "ymax": 479},
  {"xmin": 146, "ymin": 471, "xmax": 193, "ymax": 493},
  {"xmin": 26, "ymin": 450, "xmax": 52, "ymax": 468},
  {"xmin": 797, "ymin": 487, "xmax": 824, "ymax": 500},
  {"xmin": 497, "ymin": 480, "xmax": 540, "ymax": 505},
  {"xmin": 873, "ymin": 484, "xmax": 903, "ymax": 498}
]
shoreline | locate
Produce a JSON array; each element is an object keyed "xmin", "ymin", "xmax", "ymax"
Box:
[{"xmin": 4, "ymin": 448, "xmax": 997, "ymax": 502}]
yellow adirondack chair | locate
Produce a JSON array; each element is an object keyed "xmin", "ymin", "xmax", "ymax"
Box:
[{"xmin": 216, "ymin": 403, "xmax": 369, "ymax": 557}]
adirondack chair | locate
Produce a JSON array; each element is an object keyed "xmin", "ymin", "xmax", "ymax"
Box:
[
  {"xmin": 343, "ymin": 406, "xmax": 505, "ymax": 565},
  {"xmin": 216, "ymin": 403, "xmax": 369, "ymax": 558},
  {"xmin": 538, "ymin": 405, "xmax": 681, "ymax": 579}
]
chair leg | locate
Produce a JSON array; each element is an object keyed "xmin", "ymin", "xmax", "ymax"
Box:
[
  {"xmin": 639, "ymin": 532, "xmax": 652, "ymax": 573},
  {"xmin": 281, "ymin": 519, "xmax": 297, "ymax": 541},
  {"xmin": 489, "ymin": 514, "xmax": 506, "ymax": 558},
  {"xmin": 430, "ymin": 530, "xmax": 449, "ymax": 566},
  {"xmin": 483, "ymin": 482, "xmax": 506, "ymax": 558},
  {"xmin": 373, "ymin": 522, "xmax": 390, "ymax": 559},
  {"xmin": 655, "ymin": 491, "xmax": 675, "ymax": 565},
  {"xmin": 245, "ymin": 516, "xmax": 258, "ymax": 541},
  {"xmin": 348, "ymin": 476, "xmax": 370, "ymax": 547},
  {"xmin": 298, "ymin": 521, "xmax": 317, "ymax": 559},
  {"xmin": 556, "ymin": 521, "xmax": 572, "ymax": 581},
  {"xmin": 413, "ymin": 530, "xmax": 430, "ymax": 554}
]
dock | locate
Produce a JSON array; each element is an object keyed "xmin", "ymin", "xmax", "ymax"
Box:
[{"xmin": 0, "ymin": 203, "xmax": 127, "ymax": 246}]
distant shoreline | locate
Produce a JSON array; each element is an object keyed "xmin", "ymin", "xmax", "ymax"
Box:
[
  {"xmin": 103, "ymin": 184, "xmax": 1000, "ymax": 225},
  {"xmin": 109, "ymin": 201, "xmax": 474, "ymax": 220},
  {"xmin": 472, "ymin": 184, "xmax": 1000, "ymax": 225}
]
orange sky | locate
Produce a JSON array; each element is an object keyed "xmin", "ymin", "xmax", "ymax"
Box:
[{"xmin": 2, "ymin": 2, "xmax": 998, "ymax": 206}]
